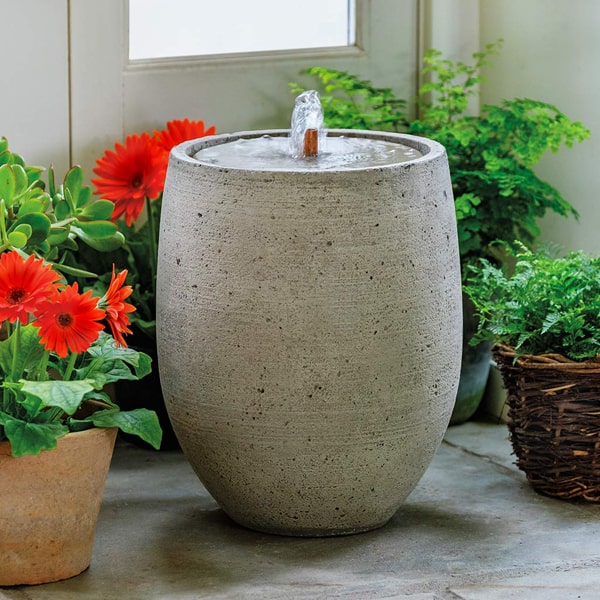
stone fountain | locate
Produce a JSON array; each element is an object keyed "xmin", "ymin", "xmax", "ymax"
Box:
[{"xmin": 156, "ymin": 92, "xmax": 462, "ymax": 536}]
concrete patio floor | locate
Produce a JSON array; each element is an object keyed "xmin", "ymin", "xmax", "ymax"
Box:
[{"xmin": 2, "ymin": 420, "xmax": 599, "ymax": 599}]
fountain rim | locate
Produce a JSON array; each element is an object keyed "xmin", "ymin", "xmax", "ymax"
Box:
[{"xmin": 169, "ymin": 129, "xmax": 447, "ymax": 174}]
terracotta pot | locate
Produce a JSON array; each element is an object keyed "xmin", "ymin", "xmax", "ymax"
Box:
[
  {"xmin": 0, "ymin": 426, "xmax": 117, "ymax": 585},
  {"xmin": 157, "ymin": 130, "xmax": 462, "ymax": 535}
]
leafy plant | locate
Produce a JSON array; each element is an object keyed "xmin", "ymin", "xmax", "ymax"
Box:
[
  {"xmin": 464, "ymin": 244, "xmax": 600, "ymax": 360},
  {"xmin": 86, "ymin": 119, "xmax": 216, "ymax": 341},
  {"xmin": 0, "ymin": 138, "xmax": 124, "ymax": 278},
  {"xmin": 0, "ymin": 250, "xmax": 162, "ymax": 457},
  {"xmin": 410, "ymin": 41, "xmax": 590, "ymax": 268},
  {"xmin": 291, "ymin": 42, "xmax": 590, "ymax": 274}
]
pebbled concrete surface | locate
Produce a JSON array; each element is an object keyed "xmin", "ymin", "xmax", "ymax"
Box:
[{"xmin": 2, "ymin": 421, "xmax": 599, "ymax": 599}]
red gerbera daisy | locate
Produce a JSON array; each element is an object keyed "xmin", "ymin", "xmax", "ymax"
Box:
[
  {"xmin": 36, "ymin": 283, "xmax": 106, "ymax": 358},
  {"xmin": 0, "ymin": 251, "xmax": 61, "ymax": 325},
  {"xmin": 153, "ymin": 118, "xmax": 216, "ymax": 159},
  {"xmin": 92, "ymin": 133, "xmax": 166, "ymax": 226},
  {"xmin": 99, "ymin": 266, "xmax": 136, "ymax": 347}
]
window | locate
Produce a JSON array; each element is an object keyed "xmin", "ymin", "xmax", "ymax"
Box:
[{"xmin": 129, "ymin": 0, "xmax": 356, "ymax": 60}]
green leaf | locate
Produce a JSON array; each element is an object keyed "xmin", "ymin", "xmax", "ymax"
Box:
[
  {"xmin": 54, "ymin": 199, "xmax": 71, "ymax": 221},
  {"xmin": 80, "ymin": 199, "xmax": 114, "ymax": 221},
  {"xmin": 82, "ymin": 332, "xmax": 153, "ymax": 384},
  {"xmin": 20, "ymin": 379, "xmax": 95, "ymax": 414},
  {"xmin": 12, "ymin": 164, "xmax": 29, "ymax": 193},
  {"xmin": 18, "ymin": 198, "xmax": 45, "ymax": 216},
  {"xmin": 46, "ymin": 227, "xmax": 70, "ymax": 246},
  {"xmin": 75, "ymin": 220, "xmax": 120, "ymax": 238},
  {"xmin": 76, "ymin": 186, "xmax": 93, "ymax": 208},
  {"xmin": 14, "ymin": 223, "xmax": 33, "ymax": 237},
  {"xmin": 77, "ymin": 408, "xmax": 162, "ymax": 450},
  {"xmin": 0, "ymin": 324, "xmax": 44, "ymax": 377},
  {"xmin": 64, "ymin": 165, "xmax": 83, "ymax": 204},
  {"xmin": 12, "ymin": 212, "xmax": 51, "ymax": 245},
  {"xmin": 71, "ymin": 224, "xmax": 125, "ymax": 251},
  {"xmin": 51, "ymin": 261, "xmax": 98, "ymax": 279},
  {"xmin": 1, "ymin": 416, "xmax": 69, "ymax": 457},
  {"xmin": 0, "ymin": 164, "xmax": 16, "ymax": 202},
  {"xmin": 7, "ymin": 230, "xmax": 28, "ymax": 248}
]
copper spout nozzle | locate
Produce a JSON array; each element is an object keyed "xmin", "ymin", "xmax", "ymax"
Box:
[{"xmin": 303, "ymin": 129, "xmax": 318, "ymax": 157}]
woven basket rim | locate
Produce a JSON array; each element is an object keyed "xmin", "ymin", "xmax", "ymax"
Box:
[{"xmin": 494, "ymin": 343, "xmax": 600, "ymax": 373}]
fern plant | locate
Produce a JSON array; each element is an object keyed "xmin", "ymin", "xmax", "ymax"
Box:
[
  {"xmin": 465, "ymin": 245, "xmax": 600, "ymax": 360},
  {"xmin": 291, "ymin": 42, "xmax": 590, "ymax": 275}
]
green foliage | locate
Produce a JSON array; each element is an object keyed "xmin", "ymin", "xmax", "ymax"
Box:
[
  {"xmin": 0, "ymin": 328, "xmax": 161, "ymax": 456},
  {"xmin": 0, "ymin": 140, "xmax": 162, "ymax": 456},
  {"xmin": 74, "ymin": 407, "xmax": 161, "ymax": 451},
  {"xmin": 0, "ymin": 138, "xmax": 124, "ymax": 276},
  {"xmin": 464, "ymin": 245, "xmax": 600, "ymax": 360},
  {"xmin": 291, "ymin": 42, "xmax": 590, "ymax": 274},
  {"xmin": 77, "ymin": 196, "xmax": 161, "ymax": 339},
  {"xmin": 290, "ymin": 68, "xmax": 407, "ymax": 132},
  {"xmin": 411, "ymin": 41, "xmax": 590, "ymax": 270}
]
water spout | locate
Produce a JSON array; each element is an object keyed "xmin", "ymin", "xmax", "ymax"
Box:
[{"xmin": 289, "ymin": 90, "xmax": 325, "ymax": 158}]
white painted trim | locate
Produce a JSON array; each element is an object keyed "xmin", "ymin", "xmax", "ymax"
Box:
[{"xmin": 70, "ymin": 0, "xmax": 420, "ymax": 178}]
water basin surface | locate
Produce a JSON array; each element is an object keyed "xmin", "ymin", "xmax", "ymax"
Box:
[{"xmin": 193, "ymin": 135, "xmax": 422, "ymax": 171}]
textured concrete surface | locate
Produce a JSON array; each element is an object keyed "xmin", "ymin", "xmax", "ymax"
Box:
[
  {"xmin": 157, "ymin": 130, "xmax": 462, "ymax": 535},
  {"xmin": 2, "ymin": 421, "xmax": 599, "ymax": 599}
]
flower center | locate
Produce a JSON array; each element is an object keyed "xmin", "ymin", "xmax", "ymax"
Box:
[
  {"xmin": 7, "ymin": 288, "xmax": 27, "ymax": 304},
  {"xmin": 57, "ymin": 313, "xmax": 73, "ymax": 328},
  {"xmin": 131, "ymin": 175, "xmax": 143, "ymax": 189}
]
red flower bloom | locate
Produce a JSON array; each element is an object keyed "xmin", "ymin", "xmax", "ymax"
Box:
[
  {"xmin": 153, "ymin": 119, "xmax": 216, "ymax": 157},
  {"xmin": 92, "ymin": 133, "xmax": 166, "ymax": 226},
  {"xmin": 36, "ymin": 283, "xmax": 105, "ymax": 358},
  {"xmin": 100, "ymin": 266, "xmax": 135, "ymax": 347},
  {"xmin": 0, "ymin": 252, "xmax": 61, "ymax": 325}
]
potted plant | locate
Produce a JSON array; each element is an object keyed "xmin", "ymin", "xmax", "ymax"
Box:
[
  {"xmin": 464, "ymin": 244, "xmax": 600, "ymax": 502},
  {"xmin": 86, "ymin": 119, "xmax": 216, "ymax": 448},
  {"xmin": 290, "ymin": 41, "xmax": 590, "ymax": 423},
  {"xmin": 0, "ymin": 139, "xmax": 162, "ymax": 585}
]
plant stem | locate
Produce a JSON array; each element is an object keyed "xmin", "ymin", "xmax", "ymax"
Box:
[
  {"xmin": 2, "ymin": 321, "xmax": 20, "ymax": 416},
  {"xmin": 146, "ymin": 195, "xmax": 158, "ymax": 296},
  {"xmin": 9, "ymin": 321, "xmax": 21, "ymax": 381},
  {"xmin": 0, "ymin": 199, "xmax": 8, "ymax": 247},
  {"xmin": 63, "ymin": 351, "xmax": 78, "ymax": 381},
  {"xmin": 37, "ymin": 351, "xmax": 50, "ymax": 382}
]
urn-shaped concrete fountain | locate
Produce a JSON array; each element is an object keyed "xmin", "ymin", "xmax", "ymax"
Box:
[{"xmin": 157, "ymin": 92, "xmax": 462, "ymax": 536}]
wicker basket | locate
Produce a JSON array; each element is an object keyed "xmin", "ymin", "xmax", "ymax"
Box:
[{"xmin": 494, "ymin": 344, "xmax": 600, "ymax": 502}]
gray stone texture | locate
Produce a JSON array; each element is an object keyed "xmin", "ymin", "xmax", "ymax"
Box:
[{"xmin": 156, "ymin": 130, "xmax": 462, "ymax": 535}]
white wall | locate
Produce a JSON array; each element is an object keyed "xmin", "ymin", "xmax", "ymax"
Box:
[
  {"xmin": 0, "ymin": 0, "xmax": 70, "ymax": 177},
  {"xmin": 421, "ymin": 0, "xmax": 481, "ymax": 114},
  {"xmin": 480, "ymin": 0, "xmax": 600, "ymax": 254}
]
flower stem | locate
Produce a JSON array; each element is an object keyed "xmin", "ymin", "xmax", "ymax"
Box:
[
  {"xmin": 9, "ymin": 321, "xmax": 21, "ymax": 381},
  {"xmin": 146, "ymin": 195, "xmax": 158, "ymax": 296},
  {"xmin": 63, "ymin": 351, "xmax": 78, "ymax": 381},
  {"xmin": 2, "ymin": 321, "xmax": 21, "ymax": 416},
  {"xmin": 37, "ymin": 350, "xmax": 50, "ymax": 382}
]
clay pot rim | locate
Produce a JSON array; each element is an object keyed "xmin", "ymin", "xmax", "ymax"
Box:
[{"xmin": 170, "ymin": 129, "xmax": 446, "ymax": 174}]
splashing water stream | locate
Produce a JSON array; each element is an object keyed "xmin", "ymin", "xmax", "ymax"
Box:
[
  {"xmin": 192, "ymin": 91, "xmax": 422, "ymax": 170},
  {"xmin": 289, "ymin": 90, "xmax": 325, "ymax": 158}
]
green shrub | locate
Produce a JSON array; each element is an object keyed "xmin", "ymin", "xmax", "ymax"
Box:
[{"xmin": 464, "ymin": 245, "xmax": 600, "ymax": 360}]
